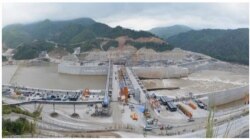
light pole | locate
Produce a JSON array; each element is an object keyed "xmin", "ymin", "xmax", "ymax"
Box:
[{"xmin": 53, "ymin": 103, "xmax": 55, "ymax": 113}]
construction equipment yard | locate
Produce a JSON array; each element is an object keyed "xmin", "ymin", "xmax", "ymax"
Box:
[{"xmin": 2, "ymin": 48, "xmax": 249, "ymax": 138}]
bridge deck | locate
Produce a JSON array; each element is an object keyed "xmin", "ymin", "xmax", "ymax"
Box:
[{"xmin": 3, "ymin": 100, "xmax": 103, "ymax": 106}]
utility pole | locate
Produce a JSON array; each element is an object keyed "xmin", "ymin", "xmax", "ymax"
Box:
[
  {"xmin": 138, "ymin": 89, "xmax": 141, "ymax": 104},
  {"xmin": 53, "ymin": 103, "xmax": 55, "ymax": 113},
  {"xmin": 73, "ymin": 104, "xmax": 76, "ymax": 113}
]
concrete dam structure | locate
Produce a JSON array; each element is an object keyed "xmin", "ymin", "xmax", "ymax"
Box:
[
  {"xmin": 132, "ymin": 66, "xmax": 189, "ymax": 79},
  {"xmin": 58, "ymin": 63, "xmax": 108, "ymax": 75},
  {"xmin": 208, "ymin": 85, "xmax": 249, "ymax": 107}
]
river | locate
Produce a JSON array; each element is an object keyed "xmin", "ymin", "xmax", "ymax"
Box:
[{"xmin": 2, "ymin": 63, "xmax": 106, "ymax": 90}]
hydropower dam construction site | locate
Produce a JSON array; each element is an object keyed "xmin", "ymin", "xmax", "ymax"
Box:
[{"xmin": 2, "ymin": 47, "xmax": 249, "ymax": 138}]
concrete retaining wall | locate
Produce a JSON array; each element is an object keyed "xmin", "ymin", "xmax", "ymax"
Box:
[
  {"xmin": 58, "ymin": 64, "xmax": 108, "ymax": 75},
  {"xmin": 132, "ymin": 66, "xmax": 189, "ymax": 79},
  {"xmin": 208, "ymin": 86, "xmax": 249, "ymax": 107}
]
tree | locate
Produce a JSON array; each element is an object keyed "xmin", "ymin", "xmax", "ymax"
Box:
[
  {"xmin": 31, "ymin": 104, "xmax": 43, "ymax": 137},
  {"xmin": 206, "ymin": 108, "xmax": 215, "ymax": 138}
]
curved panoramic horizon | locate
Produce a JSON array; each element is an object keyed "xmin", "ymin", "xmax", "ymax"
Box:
[
  {"xmin": 2, "ymin": 2, "xmax": 249, "ymax": 138},
  {"xmin": 3, "ymin": 3, "xmax": 249, "ymax": 30}
]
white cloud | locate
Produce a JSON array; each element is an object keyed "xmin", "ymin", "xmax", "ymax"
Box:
[{"xmin": 2, "ymin": 3, "xmax": 249, "ymax": 30}]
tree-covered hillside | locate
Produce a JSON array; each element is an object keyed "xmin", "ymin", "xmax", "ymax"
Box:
[
  {"xmin": 3, "ymin": 18, "xmax": 156, "ymax": 48},
  {"xmin": 167, "ymin": 28, "xmax": 249, "ymax": 65},
  {"xmin": 3, "ymin": 17, "xmax": 170, "ymax": 60},
  {"xmin": 149, "ymin": 25, "xmax": 192, "ymax": 39},
  {"xmin": 13, "ymin": 40, "xmax": 54, "ymax": 60},
  {"xmin": 125, "ymin": 41, "xmax": 173, "ymax": 52}
]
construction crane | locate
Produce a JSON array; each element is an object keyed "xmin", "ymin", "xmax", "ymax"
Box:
[
  {"xmin": 102, "ymin": 59, "xmax": 111, "ymax": 107},
  {"xmin": 132, "ymin": 52, "xmax": 138, "ymax": 66}
]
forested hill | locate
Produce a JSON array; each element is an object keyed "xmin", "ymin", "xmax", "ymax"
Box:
[
  {"xmin": 3, "ymin": 17, "xmax": 173, "ymax": 60},
  {"xmin": 149, "ymin": 25, "xmax": 192, "ymax": 39},
  {"xmin": 3, "ymin": 17, "xmax": 155, "ymax": 48},
  {"xmin": 167, "ymin": 28, "xmax": 249, "ymax": 65}
]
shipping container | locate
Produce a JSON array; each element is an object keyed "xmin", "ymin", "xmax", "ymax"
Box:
[
  {"xmin": 166, "ymin": 101, "xmax": 177, "ymax": 112},
  {"xmin": 161, "ymin": 96, "xmax": 177, "ymax": 111}
]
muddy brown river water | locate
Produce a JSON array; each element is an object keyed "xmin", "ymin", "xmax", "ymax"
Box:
[{"xmin": 2, "ymin": 64, "xmax": 106, "ymax": 90}]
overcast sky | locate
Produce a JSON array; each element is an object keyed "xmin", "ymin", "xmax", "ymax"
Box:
[{"xmin": 2, "ymin": 3, "xmax": 249, "ymax": 30}]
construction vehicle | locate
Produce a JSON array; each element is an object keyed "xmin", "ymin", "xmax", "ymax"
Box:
[
  {"xmin": 195, "ymin": 99, "xmax": 205, "ymax": 109},
  {"xmin": 69, "ymin": 93, "xmax": 80, "ymax": 101},
  {"xmin": 146, "ymin": 118, "xmax": 158, "ymax": 126},
  {"xmin": 102, "ymin": 95, "xmax": 110, "ymax": 107},
  {"xmin": 166, "ymin": 125, "xmax": 173, "ymax": 130},
  {"xmin": 143, "ymin": 125, "xmax": 153, "ymax": 131},
  {"xmin": 130, "ymin": 112, "xmax": 138, "ymax": 120}
]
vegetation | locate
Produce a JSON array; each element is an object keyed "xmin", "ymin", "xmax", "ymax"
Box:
[
  {"xmin": 50, "ymin": 112, "xmax": 59, "ymax": 117},
  {"xmin": 168, "ymin": 28, "xmax": 249, "ymax": 65},
  {"xmin": 2, "ymin": 24, "xmax": 33, "ymax": 49},
  {"xmin": 104, "ymin": 25, "xmax": 154, "ymax": 39},
  {"xmin": 3, "ymin": 105, "xmax": 34, "ymax": 117},
  {"xmin": 2, "ymin": 105, "xmax": 42, "ymax": 119},
  {"xmin": 102, "ymin": 40, "xmax": 119, "ymax": 51},
  {"xmin": 31, "ymin": 104, "xmax": 43, "ymax": 137},
  {"xmin": 79, "ymin": 39, "xmax": 102, "ymax": 52},
  {"xmin": 71, "ymin": 113, "xmax": 80, "ymax": 118},
  {"xmin": 2, "ymin": 56, "xmax": 7, "ymax": 62},
  {"xmin": 3, "ymin": 17, "xmax": 165, "ymax": 56},
  {"xmin": 2, "ymin": 117, "xmax": 35, "ymax": 137},
  {"xmin": 126, "ymin": 41, "xmax": 174, "ymax": 52},
  {"xmin": 3, "ymin": 18, "xmax": 156, "ymax": 49},
  {"xmin": 2, "ymin": 104, "xmax": 43, "ymax": 137},
  {"xmin": 13, "ymin": 40, "xmax": 54, "ymax": 60},
  {"xmin": 206, "ymin": 107, "xmax": 235, "ymax": 138},
  {"xmin": 70, "ymin": 29, "xmax": 96, "ymax": 43},
  {"xmin": 206, "ymin": 108, "xmax": 215, "ymax": 138},
  {"xmin": 150, "ymin": 25, "xmax": 192, "ymax": 39}
]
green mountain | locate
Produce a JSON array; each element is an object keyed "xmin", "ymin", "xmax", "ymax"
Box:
[
  {"xmin": 149, "ymin": 25, "xmax": 192, "ymax": 39},
  {"xmin": 167, "ymin": 28, "xmax": 249, "ymax": 65},
  {"xmin": 3, "ymin": 18, "xmax": 156, "ymax": 48},
  {"xmin": 3, "ymin": 17, "xmax": 172, "ymax": 60}
]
